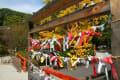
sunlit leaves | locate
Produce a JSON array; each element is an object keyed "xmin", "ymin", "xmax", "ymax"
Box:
[{"xmin": 41, "ymin": 0, "xmax": 51, "ymax": 4}]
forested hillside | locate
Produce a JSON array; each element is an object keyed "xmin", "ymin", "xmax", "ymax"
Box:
[
  {"xmin": 0, "ymin": 8, "xmax": 31, "ymax": 26},
  {"xmin": 0, "ymin": 8, "xmax": 31, "ymax": 56}
]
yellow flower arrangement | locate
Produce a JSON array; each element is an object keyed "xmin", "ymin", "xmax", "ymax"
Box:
[
  {"xmin": 94, "ymin": 0, "xmax": 102, "ymax": 4},
  {"xmin": 40, "ymin": 0, "xmax": 105, "ymax": 25},
  {"xmin": 84, "ymin": 0, "xmax": 92, "ymax": 6},
  {"xmin": 78, "ymin": 1, "xmax": 84, "ymax": 9},
  {"xmin": 38, "ymin": 14, "xmax": 108, "ymax": 59}
]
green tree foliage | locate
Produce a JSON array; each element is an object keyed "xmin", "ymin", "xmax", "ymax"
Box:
[
  {"xmin": 0, "ymin": 44, "xmax": 9, "ymax": 56},
  {"xmin": 17, "ymin": 51, "xmax": 28, "ymax": 58},
  {"xmin": 2, "ymin": 24, "xmax": 28, "ymax": 51},
  {"xmin": 92, "ymin": 25, "xmax": 111, "ymax": 49},
  {"xmin": 0, "ymin": 8, "xmax": 31, "ymax": 26},
  {"xmin": 0, "ymin": 8, "xmax": 31, "ymax": 56}
]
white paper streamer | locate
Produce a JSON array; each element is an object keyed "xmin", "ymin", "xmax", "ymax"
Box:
[
  {"xmin": 63, "ymin": 36, "xmax": 69, "ymax": 51},
  {"xmin": 92, "ymin": 24, "xmax": 105, "ymax": 31},
  {"xmin": 62, "ymin": 57, "xmax": 69, "ymax": 70},
  {"xmin": 72, "ymin": 58, "xmax": 80, "ymax": 66},
  {"xmin": 41, "ymin": 39, "xmax": 51, "ymax": 50},
  {"xmin": 97, "ymin": 59, "xmax": 105, "ymax": 73},
  {"xmin": 86, "ymin": 60, "xmax": 89, "ymax": 68},
  {"xmin": 50, "ymin": 36, "xmax": 61, "ymax": 52},
  {"xmin": 54, "ymin": 59, "xmax": 57, "ymax": 66},
  {"xmin": 40, "ymin": 39, "xmax": 47, "ymax": 46}
]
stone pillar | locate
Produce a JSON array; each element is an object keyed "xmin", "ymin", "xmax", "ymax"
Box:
[{"xmin": 110, "ymin": 0, "xmax": 120, "ymax": 79}]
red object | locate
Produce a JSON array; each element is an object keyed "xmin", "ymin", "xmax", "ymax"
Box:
[
  {"xmin": 102, "ymin": 57, "xmax": 118, "ymax": 80},
  {"xmin": 56, "ymin": 38, "xmax": 62, "ymax": 51},
  {"xmin": 50, "ymin": 56, "xmax": 59, "ymax": 62},
  {"xmin": 91, "ymin": 57, "xmax": 118, "ymax": 80},
  {"xmin": 68, "ymin": 33, "xmax": 73, "ymax": 41},
  {"xmin": 16, "ymin": 53, "xmax": 26, "ymax": 72},
  {"xmin": 57, "ymin": 60, "xmax": 61, "ymax": 70},
  {"xmin": 94, "ymin": 46, "xmax": 96, "ymax": 56},
  {"xmin": 58, "ymin": 38, "xmax": 63, "ymax": 44},
  {"xmin": 48, "ymin": 54, "xmax": 53, "ymax": 58},
  {"xmin": 102, "ymin": 57, "xmax": 113, "ymax": 64},
  {"xmin": 55, "ymin": 46, "xmax": 61, "ymax": 51},
  {"xmin": 35, "ymin": 44, "xmax": 50, "ymax": 50},
  {"xmin": 91, "ymin": 57, "xmax": 99, "ymax": 77},
  {"xmin": 28, "ymin": 49, "xmax": 32, "ymax": 51},
  {"xmin": 31, "ymin": 39, "xmax": 41, "ymax": 47},
  {"xmin": 86, "ymin": 29, "xmax": 102, "ymax": 42},
  {"xmin": 79, "ymin": 32, "xmax": 87, "ymax": 46},
  {"xmin": 43, "ymin": 67, "xmax": 80, "ymax": 80},
  {"xmin": 78, "ymin": 30, "xmax": 102, "ymax": 46},
  {"xmin": 111, "ymin": 64, "xmax": 118, "ymax": 80}
]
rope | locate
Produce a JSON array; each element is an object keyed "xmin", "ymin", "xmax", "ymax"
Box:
[{"xmin": 112, "ymin": 56, "xmax": 120, "ymax": 59}]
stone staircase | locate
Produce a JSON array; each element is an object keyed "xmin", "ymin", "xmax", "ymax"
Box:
[
  {"xmin": 12, "ymin": 57, "xmax": 22, "ymax": 72},
  {"xmin": 0, "ymin": 56, "xmax": 12, "ymax": 64}
]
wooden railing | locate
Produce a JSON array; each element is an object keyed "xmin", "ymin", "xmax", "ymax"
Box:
[
  {"xmin": 16, "ymin": 53, "xmax": 26, "ymax": 72},
  {"xmin": 12, "ymin": 57, "xmax": 21, "ymax": 72},
  {"xmin": 43, "ymin": 67, "xmax": 80, "ymax": 80}
]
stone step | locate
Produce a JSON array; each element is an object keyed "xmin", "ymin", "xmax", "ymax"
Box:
[{"xmin": 12, "ymin": 57, "xmax": 22, "ymax": 72}]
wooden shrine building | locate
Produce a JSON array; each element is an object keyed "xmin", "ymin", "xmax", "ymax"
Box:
[{"xmin": 25, "ymin": 0, "xmax": 120, "ymax": 79}]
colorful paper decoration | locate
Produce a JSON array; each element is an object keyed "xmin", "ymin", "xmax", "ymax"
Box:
[{"xmin": 63, "ymin": 36, "xmax": 69, "ymax": 51}]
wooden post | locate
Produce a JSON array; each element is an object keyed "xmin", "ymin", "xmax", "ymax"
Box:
[
  {"xmin": 28, "ymin": 22, "xmax": 34, "ymax": 37},
  {"xmin": 110, "ymin": 0, "xmax": 120, "ymax": 79},
  {"xmin": 23, "ymin": 59, "xmax": 26, "ymax": 72},
  {"xmin": 28, "ymin": 21, "xmax": 34, "ymax": 80}
]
